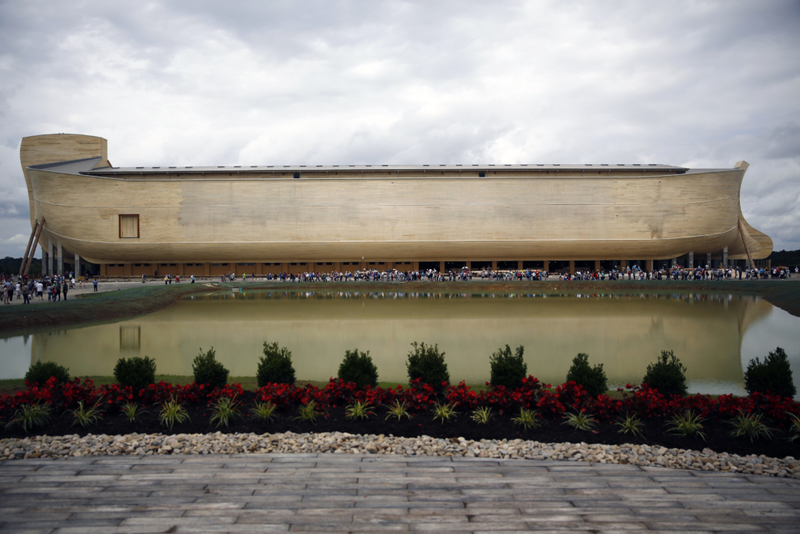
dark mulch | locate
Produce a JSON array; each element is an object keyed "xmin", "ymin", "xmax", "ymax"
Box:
[{"xmin": 3, "ymin": 392, "xmax": 797, "ymax": 459}]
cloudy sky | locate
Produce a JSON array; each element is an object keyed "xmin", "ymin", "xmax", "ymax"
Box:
[{"xmin": 1, "ymin": 0, "xmax": 798, "ymax": 258}]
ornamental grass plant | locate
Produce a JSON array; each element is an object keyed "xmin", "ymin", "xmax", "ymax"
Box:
[
  {"xmin": 562, "ymin": 410, "xmax": 597, "ymax": 431},
  {"xmin": 471, "ymin": 406, "xmax": 493, "ymax": 424},
  {"xmin": 728, "ymin": 411, "xmax": 772, "ymax": 442},
  {"xmin": 121, "ymin": 402, "xmax": 144, "ymax": 423},
  {"xmin": 159, "ymin": 397, "xmax": 190, "ymax": 430},
  {"xmin": 512, "ymin": 408, "xmax": 543, "ymax": 431},
  {"xmin": 431, "ymin": 402, "xmax": 457, "ymax": 424},
  {"xmin": 614, "ymin": 413, "xmax": 644, "ymax": 438},
  {"xmin": 345, "ymin": 400, "xmax": 375, "ymax": 420},
  {"xmin": 209, "ymin": 396, "xmax": 242, "ymax": 428},
  {"xmin": 385, "ymin": 400, "xmax": 412, "ymax": 421},
  {"xmin": 667, "ymin": 410, "xmax": 706, "ymax": 441},
  {"xmin": 70, "ymin": 400, "xmax": 103, "ymax": 428},
  {"xmin": 250, "ymin": 401, "xmax": 278, "ymax": 423},
  {"xmin": 295, "ymin": 401, "xmax": 321, "ymax": 424},
  {"xmin": 6, "ymin": 403, "xmax": 50, "ymax": 433}
]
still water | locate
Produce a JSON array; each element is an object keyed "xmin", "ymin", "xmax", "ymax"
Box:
[{"xmin": 2, "ymin": 290, "xmax": 799, "ymax": 396}]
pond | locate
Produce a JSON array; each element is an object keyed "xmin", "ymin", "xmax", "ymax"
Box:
[{"xmin": 2, "ymin": 289, "xmax": 799, "ymax": 396}]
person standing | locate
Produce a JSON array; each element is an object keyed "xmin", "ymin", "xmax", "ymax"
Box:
[
  {"xmin": 93, "ymin": 279, "xmax": 98, "ymax": 292},
  {"xmin": 22, "ymin": 283, "xmax": 30, "ymax": 304},
  {"xmin": 62, "ymin": 280, "xmax": 69, "ymax": 301},
  {"xmin": 36, "ymin": 281, "xmax": 43, "ymax": 300}
]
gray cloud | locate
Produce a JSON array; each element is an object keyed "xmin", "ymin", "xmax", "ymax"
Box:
[{"xmin": 0, "ymin": 0, "xmax": 799, "ymax": 257}]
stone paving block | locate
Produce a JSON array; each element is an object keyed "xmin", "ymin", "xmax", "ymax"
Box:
[
  {"xmin": 516, "ymin": 502, "xmax": 576, "ymax": 510},
  {"xmin": 70, "ymin": 511, "xmax": 185, "ymax": 520},
  {"xmin": 175, "ymin": 526, "xmax": 288, "ymax": 534},
  {"xmin": 0, "ymin": 513, "xmax": 71, "ymax": 522},
  {"xmin": 0, "ymin": 498, "xmax": 91, "ymax": 509},
  {"xmin": 7, "ymin": 519, "xmax": 122, "ymax": 529},
  {"xmin": 284, "ymin": 523, "xmax": 352, "ymax": 531},
  {"xmin": 696, "ymin": 512, "xmax": 799, "ymax": 524},
  {"xmin": 51, "ymin": 528, "xmax": 170, "ymax": 534},
  {"xmin": 681, "ymin": 499, "xmax": 793, "ymax": 510},
  {"xmin": 356, "ymin": 501, "xmax": 465, "ymax": 509},
  {"xmin": 185, "ymin": 508, "xmax": 294, "ymax": 519},
  {"xmin": 2, "ymin": 486, "xmax": 108, "ymax": 494},
  {"xmin": 626, "ymin": 502, "xmax": 693, "ymax": 512},
  {"xmin": 355, "ymin": 513, "xmax": 463, "ymax": 524},
  {"xmin": 565, "ymin": 488, "xmax": 668, "ymax": 496},
  {"xmin": 645, "ymin": 520, "xmax": 768, "ymax": 531},
  {"xmin": 122, "ymin": 516, "xmax": 237, "ymax": 526},
  {"xmin": 414, "ymin": 521, "xmax": 529, "ymax": 530},
  {"xmin": 243, "ymin": 501, "xmax": 339, "ymax": 510},
  {"xmin": 462, "ymin": 504, "xmax": 522, "ymax": 512}
]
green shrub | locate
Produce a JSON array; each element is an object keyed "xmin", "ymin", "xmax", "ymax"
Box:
[
  {"xmin": 489, "ymin": 344, "xmax": 527, "ymax": 389},
  {"xmin": 24, "ymin": 361, "xmax": 70, "ymax": 386},
  {"xmin": 192, "ymin": 347, "xmax": 229, "ymax": 388},
  {"xmin": 406, "ymin": 342, "xmax": 450, "ymax": 393},
  {"xmin": 744, "ymin": 347, "xmax": 796, "ymax": 398},
  {"xmin": 257, "ymin": 341, "xmax": 295, "ymax": 387},
  {"xmin": 642, "ymin": 350, "xmax": 687, "ymax": 397},
  {"xmin": 113, "ymin": 356, "xmax": 157, "ymax": 392},
  {"xmin": 565, "ymin": 353, "xmax": 608, "ymax": 397},
  {"xmin": 337, "ymin": 348, "xmax": 379, "ymax": 388}
]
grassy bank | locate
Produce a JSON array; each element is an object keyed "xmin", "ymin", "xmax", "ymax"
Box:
[{"xmin": 1, "ymin": 279, "xmax": 799, "ymax": 333}]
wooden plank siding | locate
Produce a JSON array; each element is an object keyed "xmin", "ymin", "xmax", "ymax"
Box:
[{"xmin": 21, "ymin": 134, "xmax": 772, "ymax": 269}]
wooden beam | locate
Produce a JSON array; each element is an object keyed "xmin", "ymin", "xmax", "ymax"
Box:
[
  {"xmin": 19, "ymin": 219, "xmax": 40, "ymax": 276},
  {"xmin": 738, "ymin": 218, "xmax": 756, "ymax": 270},
  {"xmin": 23, "ymin": 217, "xmax": 45, "ymax": 276}
]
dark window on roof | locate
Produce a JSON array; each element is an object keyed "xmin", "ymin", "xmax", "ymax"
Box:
[
  {"xmin": 293, "ymin": 172, "xmax": 300, "ymax": 179},
  {"xmin": 479, "ymin": 172, "xmax": 486, "ymax": 178}
]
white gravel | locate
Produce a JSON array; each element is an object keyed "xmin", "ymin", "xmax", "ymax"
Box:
[{"xmin": 2, "ymin": 431, "xmax": 799, "ymax": 478}]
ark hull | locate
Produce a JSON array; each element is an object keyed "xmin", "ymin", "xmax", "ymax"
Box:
[{"xmin": 21, "ymin": 134, "xmax": 772, "ymax": 273}]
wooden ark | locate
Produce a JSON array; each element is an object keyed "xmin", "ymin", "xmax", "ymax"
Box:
[{"xmin": 19, "ymin": 133, "xmax": 772, "ymax": 276}]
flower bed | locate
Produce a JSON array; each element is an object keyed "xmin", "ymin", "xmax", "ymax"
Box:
[{"xmin": 1, "ymin": 376, "xmax": 799, "ymax": 459}]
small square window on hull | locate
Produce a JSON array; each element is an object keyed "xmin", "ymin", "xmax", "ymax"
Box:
[{"xmin": 119, "ymin": 214, "xmax": 139, "ymax": 238}]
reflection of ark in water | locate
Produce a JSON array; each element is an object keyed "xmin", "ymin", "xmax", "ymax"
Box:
[
  {"xmin": 27, "ymin": 292, "xmax": 775, "ymax": 387},
  {"xmin": 20, "ymin": 134, "xmax": 772, "ymax": 277}
]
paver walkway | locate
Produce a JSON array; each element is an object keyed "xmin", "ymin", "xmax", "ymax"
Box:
[{"xmin": 1, "ymin": 454, "xmax": 799, "ymax": 533}]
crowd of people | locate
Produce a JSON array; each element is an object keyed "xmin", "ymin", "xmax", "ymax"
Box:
[
  {"xmin": 210, "ymin": 264, "xmax": 796, "ymax": 284},
  {"xmin": 3, "ymin": 264, "xmax": 795, "ymax": 302},
  {"xmin": 1, "ymin": 272, "xmax": 99, "ymax": 305}
]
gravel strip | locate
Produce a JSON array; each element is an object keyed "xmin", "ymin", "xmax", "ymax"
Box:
[{"xmin": 2, "ymin": 431, "xmax": 799, "ymax": 477}]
